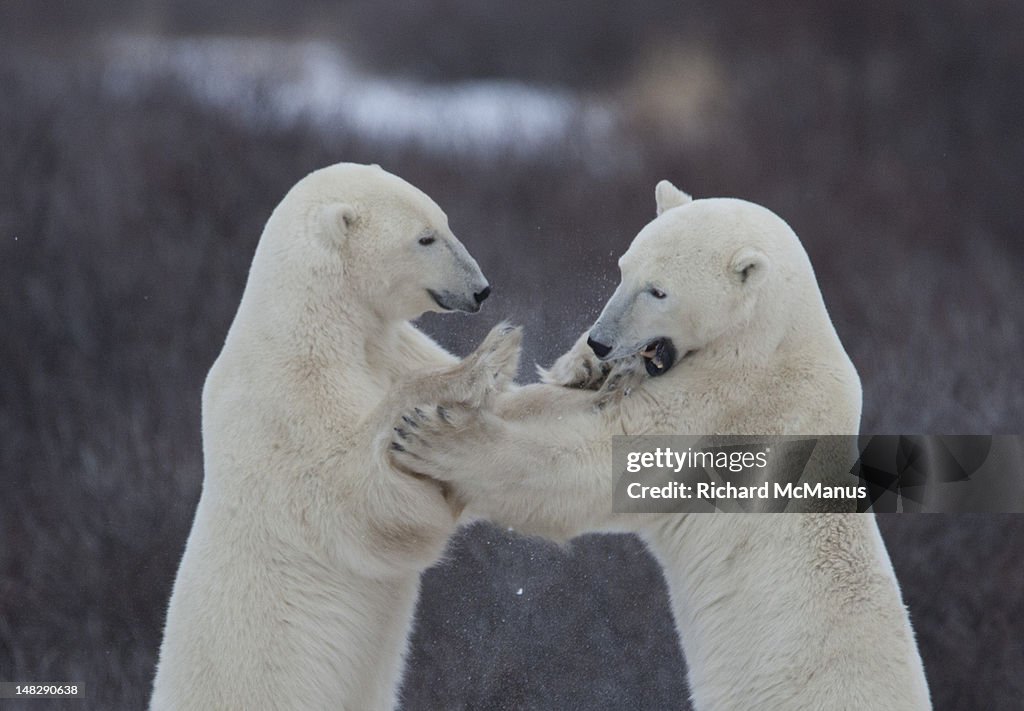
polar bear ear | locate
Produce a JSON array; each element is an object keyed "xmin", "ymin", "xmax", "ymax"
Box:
[
  {"xmin": 730, "ymin": 246, "xmax": 769, "ymax": 287},
  {"xmin": 655, "ymin": 180, "xmax": 692, "ymax": 216},
  {"xmin": 321, "ymin": 203, "xmax": 359, "ymax": 244}
]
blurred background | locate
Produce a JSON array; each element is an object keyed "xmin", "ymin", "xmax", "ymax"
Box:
[{"xmin": 1, "ymin": 1, "xmax": 1022, "ymax": 708}]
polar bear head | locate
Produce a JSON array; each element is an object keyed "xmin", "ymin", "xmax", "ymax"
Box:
[
  {"xmin": 267, "ymin": 163, "xmax": 490, "ymax": 321},
  {"xmin": 587, "ymin": 180, "xmax": 816, "ymax": 376}
]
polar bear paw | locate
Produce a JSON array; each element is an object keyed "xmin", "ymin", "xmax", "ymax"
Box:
[
  {"xmin": 388, "ymin": 401, "xmax": 487, "ymax": 482},
  {"xmin": 463, "ymin": 321, "xmax": 522, "ymax": 394},
  {"xmin": 387, "ymin": 323, "xmax": 519, "ymax": 480},
  {"xmin": 538, "ymin": 333, "xmax": 613, "ymax": 390},
  {"xmin": 594, "ymin": 357, "xmax": 646, "ymax": 409},
  {"xmin": 423, "ymin": 322, "xmax": 522, "ymax": 409}
]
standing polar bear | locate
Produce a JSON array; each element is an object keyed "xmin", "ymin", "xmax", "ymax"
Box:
[
  {"xmin": 151, "ymin": 163, "xmax": 522, "ymax": 710},
  {"xmin": 391, "ymin": 183, "xmax": 932, "ymax": 710}
]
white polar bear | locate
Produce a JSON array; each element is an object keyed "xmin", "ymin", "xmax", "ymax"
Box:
[
  {"xmin": 150, "ymin": 163, "xmax": 522, "ymax": 711},
  {"xmin": 391, "ymin": 182, "xmax": 932, "ymax": 710}
]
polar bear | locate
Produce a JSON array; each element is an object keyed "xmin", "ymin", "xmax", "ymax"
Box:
[
  {"xmin": 390, "ymin": 182, "xmax": 932, "ymax": 710},
  {"xmin": 150, "ymin": 163, "xmax": 522, "ymax": 711}
]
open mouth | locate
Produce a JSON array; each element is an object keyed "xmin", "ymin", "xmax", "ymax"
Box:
[{"xmin": 639, "ymin": 338, "xmax": 677, "ymax": 377}]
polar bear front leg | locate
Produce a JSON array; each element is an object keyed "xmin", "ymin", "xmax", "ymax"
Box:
[
  {"xmin": 389, "ymin": 322, "xmax": 522, "ymax": 412},
  {"xmin": 389, "ymin": 401, "xmax": 560, "ymax": 533},
  {"xmin": 388, "ymin": 381, "xmax": 620, "ymax": 539}
]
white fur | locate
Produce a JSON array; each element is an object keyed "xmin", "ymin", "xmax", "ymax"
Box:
[
  {"xmin": 150, "ymin": 163, "xmax": 519, "ymax": 710},
  {"xmin": 392, "ymin": 182, "xmax": 932, "ymax": 710}
]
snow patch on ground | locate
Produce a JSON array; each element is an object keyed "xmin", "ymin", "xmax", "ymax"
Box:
[{"xmin": 100, "ymin": 35, "xmax": 620, "ymax": 162}]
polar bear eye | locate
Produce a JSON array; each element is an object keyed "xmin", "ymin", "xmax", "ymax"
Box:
[
  {"xmin": 649, "ymin": 287, "xmax": 667, "ymax": 299},
  {"xmin": 418, "ymin": 234, "xmax": 436, "ymax": 246}
]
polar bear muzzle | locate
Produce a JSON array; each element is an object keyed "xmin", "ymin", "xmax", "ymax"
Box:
[
  {"xmin": 588, "ymin": 334, "xmax": 678, "ymax": 377},
  {"xmin": 427, "ymin": 286, "xmax": 490, "ymax": 313}
]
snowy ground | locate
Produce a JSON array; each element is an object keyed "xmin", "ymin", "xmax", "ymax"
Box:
[{"xmin": 101, "ymin": 34, "xmax": 621, "ymax": 163}]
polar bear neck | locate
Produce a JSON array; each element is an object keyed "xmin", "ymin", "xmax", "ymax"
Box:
[{"xmin": 222, "ymin": 224, "xmax": 414, "ymax": 405}]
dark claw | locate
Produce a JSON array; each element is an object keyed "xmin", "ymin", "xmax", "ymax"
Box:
[
  {"xmin": 391, "ymin": 441, "xmax": 405, "ymax": 452},
  {"xmin": 436, "ymin": 405, "xmax": 451, "ymax": 423},
  {"xmin": 398, "ymin": 428, "xmax": 430, "ymax": 448},
  {"xmin": 414, "ymin": 407, "xmax": 426, "ymax": 419},
  {"xmin": 402, "ymin": 415, "xmax": 418, "ymax": 428}
]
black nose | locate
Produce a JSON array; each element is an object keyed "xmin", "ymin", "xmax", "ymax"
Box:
[
  {"xmin": 587, "ymin": 336, "xmax": 612, "ymax": 358},
  {"xmin": 474, "ymin": 286, "xmax": 491, "ymax": 304}
]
